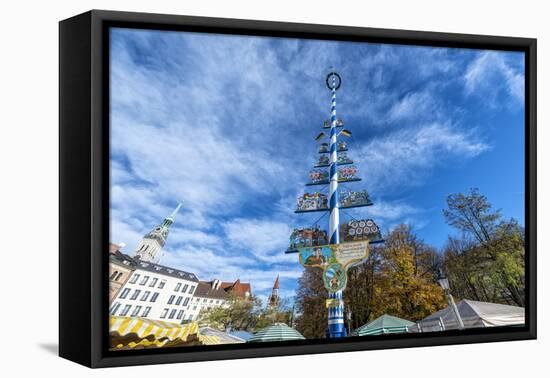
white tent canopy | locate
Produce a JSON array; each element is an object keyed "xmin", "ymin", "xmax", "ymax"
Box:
[{"xmin": 414, "ymin": 299, "xmax": 525, "ymax": 332}]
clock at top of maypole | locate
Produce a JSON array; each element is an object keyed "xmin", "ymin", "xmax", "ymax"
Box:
[{"xmin": 285, "ymin": 68, "xmax": 384, "ymax": 339}]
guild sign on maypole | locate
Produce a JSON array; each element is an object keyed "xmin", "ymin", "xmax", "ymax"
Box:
[{"xmin": 285, "ymin": 69, "xmax": 384, "ymax": 338}]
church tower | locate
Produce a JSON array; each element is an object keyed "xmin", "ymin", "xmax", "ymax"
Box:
[
  {"xmin": 134, "ymin": 203, "xmax": 182, "ymax": 263},
  {"xmin": 267, "ymin": 275, "xmax": 280, "ymax": 308}
]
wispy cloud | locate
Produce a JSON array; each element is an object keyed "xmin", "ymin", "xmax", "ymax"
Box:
[
  {"xmin": 464, "ymin": 51, "xmax": 525, "ymax": 106},
  {"xmin": 355, "ymin": 122, "xmax": 490, "ymax": 193},
  {"xmin": 223, "ymin": 218, "xmax": 296, "ymax": 264}
]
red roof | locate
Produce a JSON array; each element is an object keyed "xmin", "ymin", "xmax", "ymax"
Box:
[{"xmin": 220, "ymin": 279, "xmax": 252, "ymax": 298}]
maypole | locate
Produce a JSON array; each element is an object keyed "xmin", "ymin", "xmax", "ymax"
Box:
[
  {"xmin": 286, "ymin": 69, "xmax": 383, "ymax": 339},
  {"xmin": 326, "ymin": 70, "xmax": 345, "ymax": 338}
]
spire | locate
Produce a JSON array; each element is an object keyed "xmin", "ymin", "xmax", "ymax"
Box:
[
  {"xmin": 273, "ymin": 275, "xmax": 280, "ymax": 290},
  {"xmin": 167, "ymin": 202, "xmax": 182, "ymax": 222},
  {"xmin": 162, "ymin": 202, "xmax": 182, "ymax": 227},
  {"xmin": 134, "ymin": 202, "xmax": 182, "ymax": 263},
  {"xmin": 268, "ymin": 275, "xmax": 280, "ymax": 308}
]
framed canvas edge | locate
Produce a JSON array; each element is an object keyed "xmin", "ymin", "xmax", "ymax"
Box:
[{"xmin": 59, "ymin": 9, "xmax": 537, "ymax": 368}]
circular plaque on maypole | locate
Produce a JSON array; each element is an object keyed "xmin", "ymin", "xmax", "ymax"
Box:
[
  {"xmin": 326, "ymin": 71, "xmax": 342, "ymax": 90},
  {"xmin": 322, "ymin": 263, "xmax": 347, "ymax": 293}
]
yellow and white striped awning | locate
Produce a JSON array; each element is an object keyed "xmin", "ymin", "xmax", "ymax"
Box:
[{"xmin": 109, "ymin": 316, "xmax": 220, "ymax": 349}]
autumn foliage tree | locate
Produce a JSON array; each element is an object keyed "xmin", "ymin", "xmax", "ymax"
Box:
[
  {"xmin": 295, "ymin": 268, "xmax": 328, "ymax": 338},
  {"xmin": 370, "ymin": 225, "xmax": 446, "ymax": 321}
]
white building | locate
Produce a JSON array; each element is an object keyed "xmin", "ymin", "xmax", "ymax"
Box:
[
  {"xmin": 109, "ymin": 256, "xmax": 199, "ymax": 323},
  {"xmin": 186, "ymin": 279, "xmax": 229, "ymax": 321},
  {"xmin": 187, "ymin": 279, "xmax": 253, "ymax": 321}
]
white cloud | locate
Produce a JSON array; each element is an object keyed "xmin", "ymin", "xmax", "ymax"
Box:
[
  {"xmin": 387, "ymin": 90, "xmax": 440, "ymax": 122},
  {"xmin": 355, "ymin": 122, "xmax": 490, "ymax": 192},
  {"xmin": 223, "ymin": 218, "xmax": 295, "ymax": 263},
  {"xmin": 464, "ymin": 51, "xmax": 525, "ymax": 105}
]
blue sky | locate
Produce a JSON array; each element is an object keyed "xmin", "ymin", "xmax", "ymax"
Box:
[{"xmin": 109, "ymin": 28, "xmax": 525, "ymax": 305}]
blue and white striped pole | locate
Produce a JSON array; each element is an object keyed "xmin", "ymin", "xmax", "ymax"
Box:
[{"xmin": 327, "ymin": 70, "xmax": 346, "ymax": 338}]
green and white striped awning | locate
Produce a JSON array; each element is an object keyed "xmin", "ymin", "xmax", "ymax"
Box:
[
  {"xmin": 354, "ymin": 314, "xmax": 414, "ymax": 336},
  {"xmin": 248, "ymin": 323, "xmax": 305, "ymax": 343}
]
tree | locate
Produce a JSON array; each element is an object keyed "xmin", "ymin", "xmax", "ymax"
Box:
[
  {"xmin": 255, "ymin": 298, "xmax": 293, "ymax": 330},
  {"xmin": 294, "ymin": 268, "xmax": 328, "ymax": 338},
  {"xmin": 370, "ymin": 225, "xmax": 446, "ymax": 321},
  {"xmin": 442, "ymin": 189, "xmax": 525, "ymax": 306},
  {"xmin": 443, "ymin": 188, "xmax": 500, "ymax": 244},
  {"xmin": 198, "ymin": 294, "xmax": 262, "ymax": 331}
]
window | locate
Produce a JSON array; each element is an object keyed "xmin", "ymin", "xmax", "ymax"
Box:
[
  {"xmin": 158, "ymin": 280, "xmax": 166, "ymax": 289},
  {"xmin": 120, "ymin": 305, "xmax": 131, "ymax": 316},
  {"xmin": 187, "ymin": 314, "xmax": 193, "ymax": 320},
  {"xmin": 140, "ymin": 276, "xmax": 149, "ymax": 285},
  {"xmin": 192, "ymin": 305, "xmax": 197, "ymax": 311},
  {"xmin": 150, "ymin": 292, "xmax": 159, "ymax": 302},
  {"xmin": 182, "ymin": 284, "xmax": 189, "ymax": 293},
  {"xmin": 183, "ymin": 297, "xmax": 190, "ymax": 306},
  {"xmin": 169, "ymin": 309, "xmax": 177, "ymax": 319},
  {"xmin": 177, "ymin": 310, "xmax": 184, "ymax": 320},
  {"xmin": 209, "ymin": 299, "xmax": 213, "ymax": 303},
  {"xmin": 129, "ymin": 274, "xmax": 140, "ymax": 284},
  {"xmin": 149, "ymin": 277, "xmax": 158, "ymax": 287},
  {"xmin": 130, "ymin": 289, "xmax": 141, "ymax": 300},
  {"xmin": 188, "ymin": 286, "xmax": 195, "ymax": 294},
  {"xmin": 110, "ymin": 302, "xmax": 121, "ymax": 315},
  {"xmin": 176, "ymin": 296, "xmax": 182, "ymax": 305},
  {"xmin": 168, "ymin": 295, "xmax": 175, "ymax": 304},
  {"xmin": 142, "ymin": 306, "xmax": 152, "ymax": 317},
  {"xmin": 216, "ymin": 300, "xmax": 219, "ymax": 304},
  {"xmin": 110, "ymin": 271, "xmax": 119, "ymax": 280},
  {"xmin": 175, "ymin": 283, "xmax": 182, "ymax": 291},
  {"xmin": 119, "ymin": 288, "xmax": 130, "ymax": 299},
  {"xmin": 160, "ymin": 308, "xmax": 169, "ymax": 319},
  {"xmin": 131, "ymin": 305, "xmax": 142, "ymax": 317},
  {"xmin": 203, "ymin": 298, "xmax": 207, "ymax": 303},
  {"xmin": 141, "ymin": 291, "xmax": 151, "ymax": 301},
  {"xmin": 115, "ymin": 272, "xmax": 124, "ymax": 281}
]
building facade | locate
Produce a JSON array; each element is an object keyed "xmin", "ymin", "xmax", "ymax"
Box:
[
  {"xmin": 109, "ymin": 244, "xmax": 136, "ymax": 303},
  {"xmin": 186, "ymin": 279, "xmax": 253, "ymax": 321},
  {"xmin": 186, "ymin": 279, "xmax": 229, "ymax": 321},
  {"xmin": 109, "ymin": 254, "xmax": 199, "ymax": 323}
]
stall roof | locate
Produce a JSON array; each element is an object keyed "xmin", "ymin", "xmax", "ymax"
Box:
[
  {"xmin": 415, "ymin": 299, "xmax": 525, "ymax": 332},
  {"xmin": 248, "ymin": 323, "xmax": 305, "ymax": 343},
  {"xmin": 354, "ymin": 314, "xmax": 414, "ymax": 336}
]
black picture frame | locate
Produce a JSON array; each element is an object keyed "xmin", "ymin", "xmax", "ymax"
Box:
[{"xmin": 59, "ymin": 9, "xmax": 537, "ymax": 368}]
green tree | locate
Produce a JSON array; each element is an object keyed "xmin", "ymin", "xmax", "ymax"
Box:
[
  {"xmin": 443, "ymin": 189, "xmax": 525, "ymax": 306},
  {"xmin": 443, "ymin": 188, "xmax": 501, "ymax": 244},
  {"xmin": 198, "ymin": 294, "xmax": 262, "ymax": 331}
]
